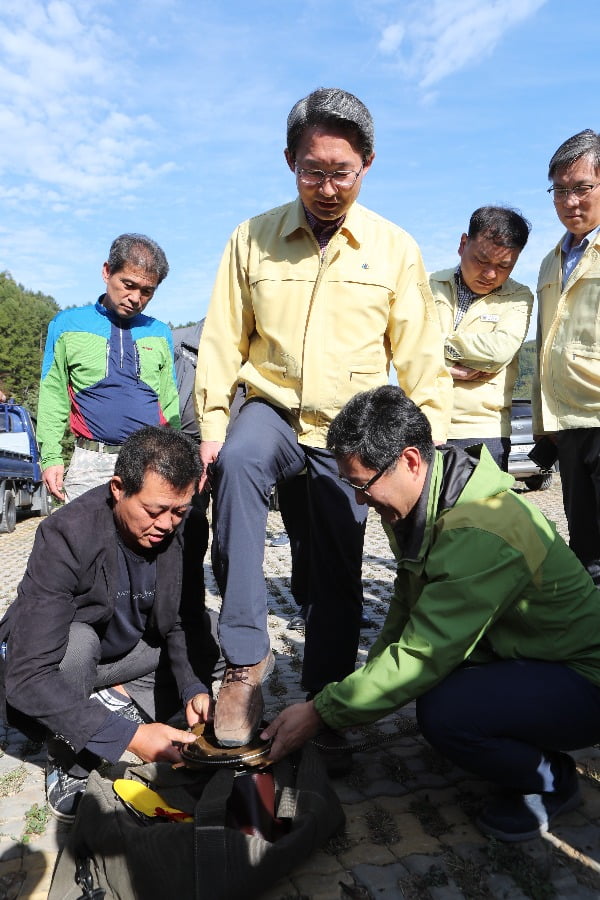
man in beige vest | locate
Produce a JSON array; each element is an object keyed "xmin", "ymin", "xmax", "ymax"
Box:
[
  {"xmin": 431, "ymin": 206, "xmax": 533, "ymax": 470},
  {"xmin": 533, "ymin": 129, "xmax": 600, "ymax": 584},
  {"xmin": 195, "ymin": 87, "xmax": 450, "ymax": 748}
]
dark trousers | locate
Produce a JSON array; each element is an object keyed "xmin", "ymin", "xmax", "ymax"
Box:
[
  {"xmin": 417, "ymin": 659, "xmax": 600, "ymax": 794},
  {"xmin": 277, "ymin": 474, "xmax": 310, "ymax": 607},
  {"xmin": 447, "ymin": 437, "xmax": 511, "ymax": 471},
  {"xmin": 557, "ymin": 428, "xmax": 600, "ymax": 584},
  {"xmin": 210, "ymin": 399, "xmax": 367, "ymax": 693}
]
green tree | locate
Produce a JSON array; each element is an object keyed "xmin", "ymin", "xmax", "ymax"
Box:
[
  {"xmin": 514, "ymin": 340, "xmax": 536, "ymax": 398},
  {"xmin": 0, "ymin": 271, "xmax": 59, "ymax": 411}
]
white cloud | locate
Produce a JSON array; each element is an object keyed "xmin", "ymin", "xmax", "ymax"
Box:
[
  {"xmin": 378, "ymin": 22, "xmax": 405, "ymax": 54},
  {"xmin": 374, "ymin": 0, "xmax": 548, "ymax": 89},
  {"xmin": 0, "ymin": 2, "xmax": 175, "ymax": 208}
]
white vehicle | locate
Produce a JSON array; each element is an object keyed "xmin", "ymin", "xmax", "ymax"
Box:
[{"xmin": 508, "ymin": 399, "xmax": 557, "ymax": 492}]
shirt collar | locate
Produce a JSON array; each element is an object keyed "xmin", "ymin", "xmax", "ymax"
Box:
[
  {"xmin": 454, "ymin": 266, "xmax": 502, "ymax": 298},
  {"xmin": 561, "ymin": 224, "xmax": 600, "ymax": 254},
  {"xmin": 303, "ymin": 205, "xmax": 345, "ymax": 235},
  {"xmin": 280, "ymin": 196, "xmax": 362, "ymax": 246}
]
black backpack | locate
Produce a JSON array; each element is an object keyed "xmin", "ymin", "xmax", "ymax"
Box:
[{"xmin": 49, "ymin": 743, "xmax": 345, "ymax": 900}]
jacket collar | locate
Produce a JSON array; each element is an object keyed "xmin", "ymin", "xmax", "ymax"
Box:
[
  {"xmin": 432, "ymin": 267, "xmax": 526, "ymax": 299},
  {"xmin": 280, "ymin": 196, "xmax": 364, "ymax": 247},
  {"xmin": 94, "ymin": 296, "xmax": 144, "ymax": 327},
  {"xmin": 553, "ymin": 228, "xmax": 600, "ymax": 289},
  {"xmin": 392, "ymin": 445, "xmax": 478, "ymax": 563}
]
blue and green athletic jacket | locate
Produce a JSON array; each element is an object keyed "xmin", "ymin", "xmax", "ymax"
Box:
[{"xmin": 38, "ymin": 299, "xmax": 181, "ymax": 469}]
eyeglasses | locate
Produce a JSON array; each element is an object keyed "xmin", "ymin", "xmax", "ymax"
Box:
[
  {"xmin": 547, "ymin": 183, "xmax": 600, "ymax": 202},
  {"xmin": 339, "ymin": 459, "xmax": 394, "ymax": 496},
  {"xmin": 296, "ymin": 164, "xmax": 363, "ymax": 189}
]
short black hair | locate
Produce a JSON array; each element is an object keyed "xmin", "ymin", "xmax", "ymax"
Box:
[
  {"xmin": 114, "ymin": 426, "xmax": 201, "ymax": 496},
  {"xmin": 467, "ymin": 206, "xmax": 531, "ymax": 251},
  {"xmin": 327, "ymin": 385, "xmax": 434, "ymax": 469}
]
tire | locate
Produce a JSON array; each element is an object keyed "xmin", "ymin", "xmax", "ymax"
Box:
[
  {"xmin": 37, "ymin": 483, "xmax": 53, "ymax": 517},
  {"xmin": 523, "ymin": 472, "xmax": 553, "ymax": 492},
  {"xmin": 0, "ymin": 490, "xmax": 17, "ymax": 533}
]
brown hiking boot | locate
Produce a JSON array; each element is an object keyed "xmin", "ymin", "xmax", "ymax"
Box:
[{"xmin": 214, "ymin": 651, "xmax": 275, "ymax": 747}]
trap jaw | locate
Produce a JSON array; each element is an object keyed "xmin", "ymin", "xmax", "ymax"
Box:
[{"xmin": 180, "ymin": 721, "xmax": 273, "ymax": 769}]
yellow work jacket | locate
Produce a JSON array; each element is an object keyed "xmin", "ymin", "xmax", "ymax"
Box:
[
  {"xmin": 533, "ymin": 231, "xmax": 600, "ymax": 433},
  {"xmin": 431, "ymin": 269, "xmax": 533, "ymax": 438},
  {"xmin": 195, "ymin": 199, "xmax": 451, "ymax": 446}
]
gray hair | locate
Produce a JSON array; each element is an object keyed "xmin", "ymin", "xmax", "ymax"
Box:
[
  {"xmin": 327, "ymin": 385, "xmax": 434, "ymax": 470},
  {"xmin": 467, "ymin": 206, "xmax": 531, "ymax": 251},
  {"xmin": 286, "ymin": 88, "xmax": 374, "ymax": 162},
  {"xmin": 107, "ymin": 233, "xmax": 169, "ymax": 284},
  {"xmin": 114, "ymin": 426, "xmax": 201, "ymax": 496},
  {"xmin": 548, "ymin": 130, "xmax": 600, "ymax": 180}
]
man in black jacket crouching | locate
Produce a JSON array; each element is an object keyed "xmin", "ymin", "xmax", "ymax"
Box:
[{"xmin": 0, "ymin": 426, "xmax": 219, "ymax": 822}]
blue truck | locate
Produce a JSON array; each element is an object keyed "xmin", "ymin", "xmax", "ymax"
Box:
[{"xmin": 0, "ymin": 402, "xmax": 52, "ymax": 533}]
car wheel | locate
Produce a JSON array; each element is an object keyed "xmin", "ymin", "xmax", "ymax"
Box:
[
  {"xmin": 0, "ymin": 490, "xmax": 17, "ymax": 533},
  {"xmin": 523, "ymin": 472, "xmax": 553, "ymax": 492}
]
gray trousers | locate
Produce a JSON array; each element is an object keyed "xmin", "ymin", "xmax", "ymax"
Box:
[
  {"xmin": 48, "ymin": 622, "xmax": 180, "ymax": 776},
  {"xmin": 63, "ymin": 446, "xmax": 118, "ymax": 502},
  {"xmin": 210, "ymin": 399, "xmax": 367, "ymax": 694},
  {"xmin": 59, "ymin": 621, "xmax": 179, "ymax": 719}
]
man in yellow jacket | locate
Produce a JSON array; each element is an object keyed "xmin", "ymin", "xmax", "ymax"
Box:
[
  {"xmin": 194, "ymin": 87, "xmax": 451, "ymax": 747},
  {"xmin": 431, "ymin": 206, "xmax": 533, "ymax": 471},
  {"xmin": 533, "ymin": 129, "xmax": 600, "ymax": 584}
]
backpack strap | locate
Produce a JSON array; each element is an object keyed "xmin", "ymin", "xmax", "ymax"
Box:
[
  {"xmin": 194, "ymin": 767, "xmax": 235, "ymax": 827},
  {"xmin": 193, "ymin": 768, "xmax": 236, "ymax": 899}
]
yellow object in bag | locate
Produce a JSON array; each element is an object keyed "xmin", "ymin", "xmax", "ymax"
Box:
[{"xmin": 113, "ymin": 778, "xmax": 193, "ymax": 822}]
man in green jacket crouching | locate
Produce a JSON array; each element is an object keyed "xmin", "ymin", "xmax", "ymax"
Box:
[{"xmin": 263, "ymin": 385, "xmax": 600, "ymax": 842}]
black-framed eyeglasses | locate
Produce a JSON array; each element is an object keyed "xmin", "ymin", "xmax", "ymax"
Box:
[
  {"xmin": 339, "ymin": 460, "xmax": 394, "ymax": 496},
  {"xmin": 296, "ymin": 164, "xmax": 364, "ymax": 189},
  {"xmin": 547, "ymin": 183, "xmax": 600, "ymax": 201}
]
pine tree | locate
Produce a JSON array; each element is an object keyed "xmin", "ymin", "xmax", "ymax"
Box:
[{"xmin": 0, "ymin": 271, "xmax": 59, "ymax": 411}]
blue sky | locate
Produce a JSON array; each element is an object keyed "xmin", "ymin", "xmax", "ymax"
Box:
[{"xmin": 1, "ymin": 0, "xmax": 599, "ymax": 335}]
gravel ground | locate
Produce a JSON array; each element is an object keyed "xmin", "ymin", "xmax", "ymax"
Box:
[{"xmin": 3, "ymin": 475, "xmax": 600, "ymax": 900}]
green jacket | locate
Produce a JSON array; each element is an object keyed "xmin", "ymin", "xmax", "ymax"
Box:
[{"xmin": 314, "ymin": 446, "xmax": 600, "ymax": 730}]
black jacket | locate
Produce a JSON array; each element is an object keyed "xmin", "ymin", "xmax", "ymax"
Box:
[{"xmin": 1, "ymin": 484, "xmax": 214, "ymax": 753}]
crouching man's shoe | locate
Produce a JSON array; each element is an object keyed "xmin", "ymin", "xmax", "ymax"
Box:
[
  {"xmin": 91, "ymin": 688, "xmax": 150, "ymax": 725},
  {"xmin": 214, "ymin": 651, "xmax": 275, "ymax": 747},
  {"xmin": 46, "ymin": 754, "xmax": 88, "ymax": 824},
  {"xmin": 476, "ymin": 774, "xmax": 582, "ymax": 842}
]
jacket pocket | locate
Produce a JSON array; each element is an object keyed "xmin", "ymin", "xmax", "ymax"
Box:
[
  {"xmin": 349, "ymin": 363, "xmax": 381, "ymax": 381},
  {"xmin": 558, "ymin": 344, "xmax": 600, "ymax": 410},
  {"xmin": 334, "ymin": 360, "xmax": 386, "ymax": 407}
]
